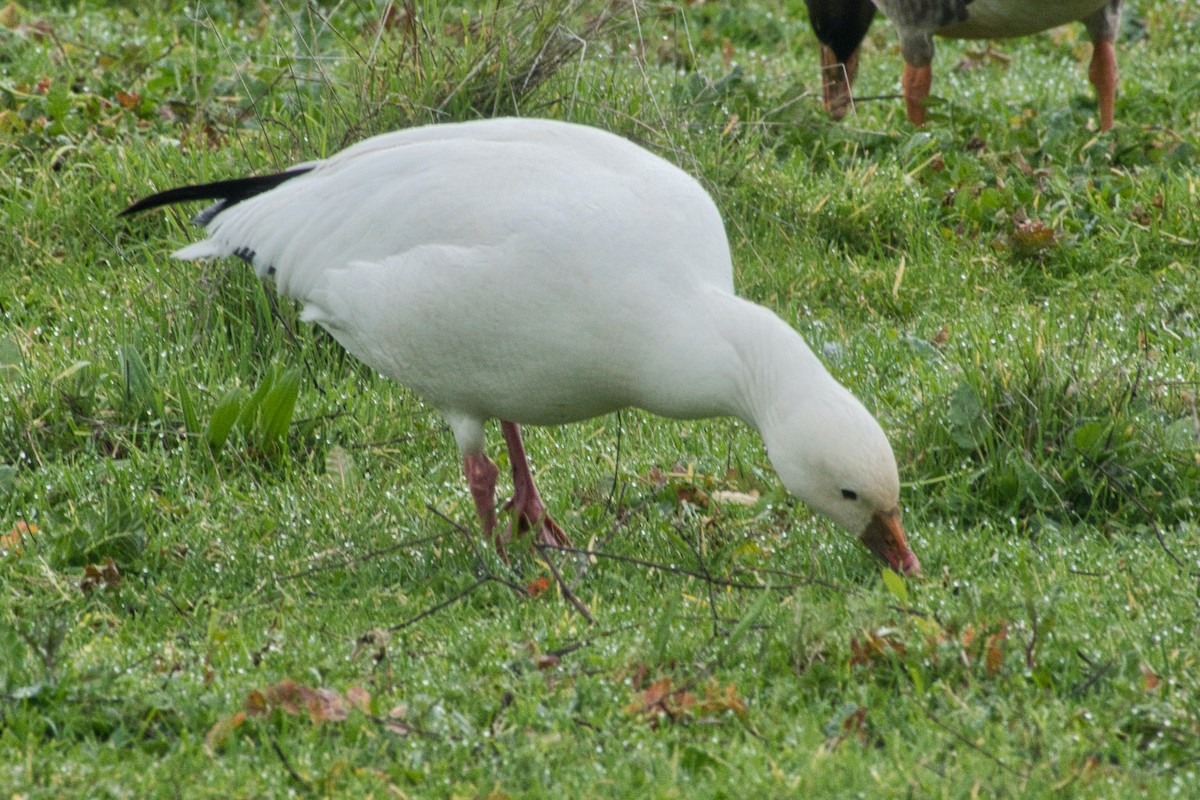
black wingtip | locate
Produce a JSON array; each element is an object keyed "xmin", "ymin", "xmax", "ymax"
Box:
[{"xmin": 118, "ymin": 167, "xmax": 315, "ymax": 219}]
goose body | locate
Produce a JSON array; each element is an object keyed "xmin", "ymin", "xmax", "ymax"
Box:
[
  {"xmin": 123, "ymin": 117, "xmax": 919, "ymax": 574},
  {"xmin": 806, "ymin": 0, "xmax": 1121, "ymax": 129}
]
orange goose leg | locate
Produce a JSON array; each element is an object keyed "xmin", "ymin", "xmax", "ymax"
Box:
[
  {"xmin": 1089, "ymin": 39, "xmax": 1118, "ymax": 131},
  {"xmin": 902, "ymin": 62, "xmax": 933, "ymax": 126}
]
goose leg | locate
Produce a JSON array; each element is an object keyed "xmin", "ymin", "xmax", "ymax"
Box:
[
  {"xmin": 820, "ymin": 45, "xmax": 860, "ymax": 121},
  {"xmin": 1088, "ymin": 40, "xmax": 1117, "ymax": 131},
  {"xmin": 807, "ymin": 0, "xmax": 875, "ymax": 120},
  {"xmin": 902, "ymin": 62, "xmax": 933, "ymax": 126},
  {"xmin": 1085, "ymin": 1, "xmax": 1121, "ymax": 132},
  {"xmin": 500, "ymin": 421, "xmax": 571, "ymax": 549},
  {"xmin": 463, "ymin": 451, "xmax": 507, "ymax": 558}
]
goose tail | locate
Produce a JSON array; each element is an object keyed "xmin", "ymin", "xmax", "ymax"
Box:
[{"xmin": 118, "ymin": 168, "xmax": 314, "ymax": 224}]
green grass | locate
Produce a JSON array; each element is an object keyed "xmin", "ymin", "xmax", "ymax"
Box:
[{"xmin": 2, "ymin": 0, "xmax": 1199, "ymax": 796}]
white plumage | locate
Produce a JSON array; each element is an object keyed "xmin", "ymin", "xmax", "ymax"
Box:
[{"xmin": 124, "ymin": 117, "xmax": 919, "ymax": 574}]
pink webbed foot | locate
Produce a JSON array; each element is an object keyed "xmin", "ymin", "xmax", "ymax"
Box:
[
  {"xmin": 499, "ymin": 421, "xmax": 572, "ymax": 552},
  {"xmin": 460, "ymin": 423, "xmax": 573, "ymax": 562}
]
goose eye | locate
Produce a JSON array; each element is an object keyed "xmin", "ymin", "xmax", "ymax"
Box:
[{"xmin": 841, "ymin": 489, "xmax": 858, "ymax": 501}]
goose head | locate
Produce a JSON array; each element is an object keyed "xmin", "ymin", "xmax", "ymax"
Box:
[{"xmin": 763, "ymin": 386, "xmax": 920, "ymax": 576}]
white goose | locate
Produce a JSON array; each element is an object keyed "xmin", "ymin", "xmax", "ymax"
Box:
[{"xmin": 122, "ymin": 118, "xmax": 920, "ymax": 575}]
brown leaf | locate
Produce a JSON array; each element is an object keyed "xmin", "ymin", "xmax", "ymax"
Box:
[
  {"xmin": 698, "ymin": 682, "xmax": 747, "ymax": 718},
  {"xmin": 266, "ymin": 679, "xmax": 308, "ymax": 716},
  {"xmin": 245, "ymin": 688, "xmax": 268, "ymax": 717},
  {"xmin": 710, "ymin": 490, "xmax": 759, "ymax": 507},
  {"xmin": 2, "ymin": 520, "xmax": 37, "ymax": 554},
  {"xmin": 984, "ymin": 623, "xmax": 1008, "ymax": 676},
  {"xmin": 80, "ymin": 558, "xmax": 121, "ymax": 593},
  {"xmin": 634, "ymin": 676, "xmax": 674, "ymax": 711},
  {"xmin": 526, "ymin": 576, "xmax": 551, "ymax": 597},
  {"xmin": 384, "ymin": 704, "xmax": 411, "ymax": 735},
  {"xmin": 1009, "ymin": 218, "xmax": 1058, "ymax": 256},
  {"xmin": 675, "ymin": 485, "xmax": 710, "ymax": 508},
  {"xmin": 351, "ymin": 628, "xmax": 390, "ymax": 661},
  {"xmin": 1140, "ymin": 663, "xmax": 1161, "ymax": 692},
  {"xmin": 721, "ymin": 38, "xmax": 735, "ymax": 68},
  {"xmin": 626, "ymin": 676, "xmax": 698, "ymax": 726},
  {"xmin": 308, "ymin": 688, "xmax": 348, "ymax": 723},
  {"xmin": 204, "ymin": 711, "xmax": 246, "ymax": 755},
  {"xmin": 0, "ymin": 3, "xmax": 21, "ymax": 29},
  {"xmin": 344, "ymin": 686, "xmax": 371, "ymax": 713},
  {"xmin": 956, "ymin": 43, "xmax": 1011, "ymax": 72},
  {"xmin": 247, "ymin": 680, "xmax": 369, "ymax": 724},
  {"xmin": 115, "ymin": 90, "xmax": 140, "ymax": 110},
  {"xmin": 849, "ymin": 630, "xmax": 905, "ymax": 667},
  {"xmin": 823, "ymin": 705, "xmax": 870, "ymax": 751},
  {"xmin": 534, "ymin": 654, "xmax": 561, "ymax": 670},
  {"xmin": 842, "ymin": 706, "xmax": 869, "ymax": 744}
]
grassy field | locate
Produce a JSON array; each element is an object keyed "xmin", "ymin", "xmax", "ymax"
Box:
[{"xmin": 2, "ymin": 0, "xmax": 1199, "ymax": 796}]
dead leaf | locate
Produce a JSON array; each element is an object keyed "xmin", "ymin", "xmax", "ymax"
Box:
[
  {"xmin": 80, "ymin": 558, "xmax": 121, "ymax": 593},
  {"xmin": 245, "ymin": 688, "xmax": 268, "ymax": 717},
  {"xmin": 721, "ymin": 38, "xmax": 735, "ymax": 68},
  {"xmin": 698, "ymin": 682, "xmax": 747, "ymax": 718},
  {"xmin": 204, "ymin": 711, "xmax": 246, "ymax": 755},
  {"xmin": 384, "ymin": 703, "xmax": 411, "ymax": 735},
  {"xmin": 0, "ymin": 3, "xmax": 21, "ymax": 29},
  {"xmin": 1140, "ymin": 663, "xmax": 1161, "ymax": 692},
  {"xmin": 839, "ymin": 706, "xmax": 869, "ymax": 746},
  {"xmin": 710, "ymin": 490, "xmax": 759, "ymax": 506},
  {"xmin": 984, "ymin": 623, "xmax": 1008, "ymax": 676},
  {"xmin": 1009, "ymin": 218, "xmax": 1058, "ymax": 256},
  {"xmin": 352, "ymin": 628, "xmax": 390, "ymax": 661},
  {"xmin": 2, "ymin": 520, "xmax": 37, "ymax": 554},
  {"xmin": 823, "ymin": 703, "xmax": 870, "ymax": 751},
  {"xmin": 675, "ymin": 485, "xmax": 710, "ymax": 508},
  {"xmin": 344, "ymin": 686, "xmax": 371, "ymax": 713},
  {"xmin": 849, "ymin": 629, "xmax": 905, "ymax": 667},
  {"xmin": 308, "ymin": 688, "xmax": 347, "ymax": 723},
  {"xmin": 245, "ymin": 680, "xmax": 375, "ymax": 725},
  {"xmin": 115, "ymin": 90, "xmax": 140, "ymax": 110},
  {"xmin": 325, "ymin": 444, "xmax": 354, "ymax": 486},
  {"xmin": 626, "ymin": 676, "xmax": 697, "ymax": 726}
]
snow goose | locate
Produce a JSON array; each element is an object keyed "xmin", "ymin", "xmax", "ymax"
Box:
[
  {"xmin": 871, "ymin": 0, "xmax": 1122, "ymax": 129},
  {"xmin": 121, "ymin": 117, "xmax": 920, "ymax": 575}
]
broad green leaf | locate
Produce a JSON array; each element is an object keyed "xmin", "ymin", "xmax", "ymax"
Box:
[
  {"xmin": 260, "ymin": 367, "xmax": 301, "ymax": 444},
  {"xmin": 881, "ymin": 567, "xmax": 909, "ymax": 604},
  {"xmin": 1070, "ymin": 420, "xmax": 1110, "ymax": 457},
  {"xmin": 206, "ymin": 388, "xmax": 243, "ymax": 451},
  {"xmin": 947, "ymin": 382, "xmax": 986, "ymax": 451}
]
